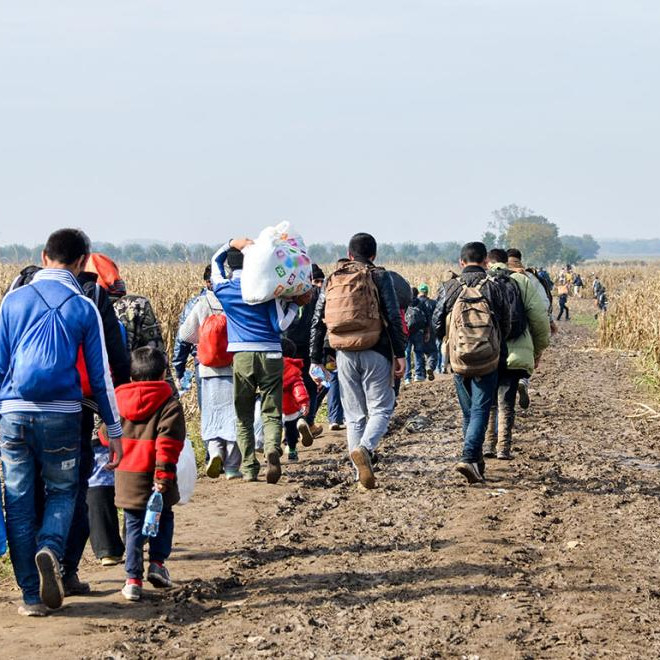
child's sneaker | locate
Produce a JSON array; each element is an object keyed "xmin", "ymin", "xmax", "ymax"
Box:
[
  {"xmin": 288, "ymin": 449, "xmax": 299, "ymax": 462},
  {"xmin": 206, "ymin": 454, "xmax": 223, "ymax": 479},
  {"xmin": 147, "ymin": 562, "xmax": 172, "ymax": 589},
  {"xmin": 122, "ymin": 579, "xmax": 142, "ymax": 601},
  {"xmin": 297, "ymin": 418, "xmax": 314, "ymax": 447}
]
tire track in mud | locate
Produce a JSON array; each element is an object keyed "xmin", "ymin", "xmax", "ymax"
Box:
[{"xmin": 84, "ymin": 319, "xmax": 660, "ymax": 658}]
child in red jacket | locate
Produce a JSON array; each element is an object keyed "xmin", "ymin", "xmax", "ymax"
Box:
[
  {"xmin": 282, "ymin": 339, "xmax": 313, "ymax": 461},
  {"xmin": 101, "ymin": 346, "xmax": 185, "ymax": 602}
]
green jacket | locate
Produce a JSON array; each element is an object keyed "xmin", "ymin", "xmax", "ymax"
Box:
[{"xmin": 489, "ymin": 263, "xmax": 551, "ymax": 375}]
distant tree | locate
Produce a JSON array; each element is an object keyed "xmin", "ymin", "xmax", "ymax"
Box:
[
  {"xmin": 123, "ymin": 243, "xmax": 147, "ymax": 263},
  {"xmin": 506, "ymin": 216, "xmax": 562, "ymax": 266},
  {"xmin": 559, "ymin": 234, "xmax": 600, "ymax": 260},
  {"xmin": 559, "ymin": 244, "xmax": 582, "ymax": 265},
  {"xmin": 488, "ymin": 203, "xmax": 535, "ymax": 246},
  {"xmin": 482, "ymin": 231, "xmax": 497, "ymax": 250}
]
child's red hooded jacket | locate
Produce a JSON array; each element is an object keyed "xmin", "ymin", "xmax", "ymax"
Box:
[
  {"xmin": 101, "ymin": 380, "xmax": 185, "ymax": 510},
  {"xmin": 282, "ymin": 358, "xmax": 310, "ymax": 417}
]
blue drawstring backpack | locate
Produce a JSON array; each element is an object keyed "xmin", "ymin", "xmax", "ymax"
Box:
[{"xmin": 10, "ymin": 287, "xmax": 79, "ymax": 401}]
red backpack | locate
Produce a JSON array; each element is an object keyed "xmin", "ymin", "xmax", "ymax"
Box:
[{"xmin": 197, "ymin": 308, "xmax": 233, "ymax": 368}]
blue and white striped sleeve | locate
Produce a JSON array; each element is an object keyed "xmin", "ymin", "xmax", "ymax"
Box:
[{"xmin": 211, "ymin": 243, "xmax": 231, "ymax": 287}]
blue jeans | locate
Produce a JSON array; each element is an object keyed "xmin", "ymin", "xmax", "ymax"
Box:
[
  {"xmin": 326, "ymin": 370, "xmax": 344, "ymax": 424},
  {"xmin": 424, "ymin": 338, "xmax": 439, "ymax": 372},
  {"xmin": 124, "ymin": 507, "xmax": 174, "ymax": 581},
  {"xmin": 453, "ymin": 371, "xmax": 498, "ymax": 462},
  {"xmin": 405, "ymin": 330, "xmax": 426, "ymax": 380},
  {"xmin": 0, "ymin": 412, "xmax": 81, "ymax": 604}
]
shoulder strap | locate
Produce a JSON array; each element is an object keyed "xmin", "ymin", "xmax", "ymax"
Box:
[{"xmin": 30, "ymin": 286, "xmax": 78, "ymax": 311}]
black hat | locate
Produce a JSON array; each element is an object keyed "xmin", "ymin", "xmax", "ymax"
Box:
[{"xmin": 312, "ymin": 264, "xmax": 325, "ymax": 281}]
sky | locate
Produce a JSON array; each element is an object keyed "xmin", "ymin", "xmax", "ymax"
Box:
[{"xmin": 1, "ymin": 0, "xmax": 659, "ymax": 246}]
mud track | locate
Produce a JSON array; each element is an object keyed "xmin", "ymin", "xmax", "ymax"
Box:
[{"xmin": 2, "ymin": 315, "xmax": 660, "ymax": 658}]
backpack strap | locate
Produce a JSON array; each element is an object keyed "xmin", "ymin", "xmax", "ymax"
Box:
[{"xmin": 31, "ymin": 285, "xmax": 79, "ymax": 311}]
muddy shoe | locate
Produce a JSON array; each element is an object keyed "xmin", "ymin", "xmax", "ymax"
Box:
[
  {"xmin": 518, "ymin": 381, "xmax": 530, "ymax": 409},
  {"xmin": 297, "ymin": 419, "xmax": 314, "ymax": 447},
  {"xmin": 18, "ymin": 602, "xmax": 49, "ymax": 617},
  {"xmin": 206, "ymin": 454, "xmax": 223, "ymax": 479},
  {"xmin": 266, "ymin": 450, "xmax": 282, "ymax": 484},
  {"xmin": 63, "ymin": 572, "xmax": 91, "ymax": 597},
  {"xmin": 329, "ymin": 422, "xmax": 345, "ymax": 431},
  {"xmin": 426, "ymin": 368, "xmax": 435, "ymax": 381},
  {"xmin": 483, "ymin": 446, "xmax": 497, "ymax": 459},
  {"xmin": 455, "ymin": 461, "xmax": 484, "ymax": 484},
  {"xmin": 147, "ymin": 562, "xmax": 172, "ymax": 589},
  {"xmin": 122, "ymin": 580, "xmax": 142, "ymax": 602},
  {"xmin": 101, "ymin": 556, "xmax": 122, "ymax": 567},
  {"xmin": 350, "ymin": 446, "xmax": 376, "ymax": 489},
  {"xmin": 242, "ymin": 472, "xmax": 259, "ymax": 482},
  {"xmin": 35, "ymin": 547, "xmax": 64, "ymax": 610},
  {"xmin": 288, "ymin": 449, "xmax": 299, "ymax": 462},
  {"xmin": 310, "ymin": 423, "xmax": 324, "ymax": 439},
  {"xmin": 497, "ymin": 448, "xmax": 513, "ymax": 460}
]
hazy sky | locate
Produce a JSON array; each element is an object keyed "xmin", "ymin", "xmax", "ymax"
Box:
[{"xmin": 1, "ymin": 1, "xmax": 659, "ymax": 246}]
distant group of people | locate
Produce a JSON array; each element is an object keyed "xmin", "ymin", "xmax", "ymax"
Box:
[{"xmin": 0, "ymin": 227, "xmax": 563, "ymax": 616}]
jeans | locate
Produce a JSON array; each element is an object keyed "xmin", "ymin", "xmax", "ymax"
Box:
[
  {"xmin": 87, "ymin": 485, "xmax": 125, "ymax": 559},
  {"xmin": 0, "ymin": 412, "xmax": 81, "ymax": 604},
  {"xmin": 404, "ymin": 330, "xmax": 426, "ymax": 380},
  {"xmin": 301, "ymin": 357, "xmax": 318, "ymax": 425},
  {"xmin": 284, "ymin": 418, "xmax": 300, "ymax": 451},
  {"xmin": 486, "ymin": 373, "xmax": 521, "ymax": 453},
  {"xmin": 453, "ymin": 371, "xmax": 498, "ymax": 463},
  {"xmin": 326, "ymin": 370, "xmax": 344, "ymax": 424},
  {"xmin": 557, "ymin": 295, "xmax": 570, "ymax": 320},
  {"xmin": 337, "ymin": 350, "xmax": 395, "ymax": 454},
  {"xmin": 424, "ymin": 338, "xmax": 439, "ymax": 372},
  {"xmin": 233, "ymin": 351, "xmax": 283, "ymax": 478},
  {"xmin": 124, "ymin": 507, "xmax": 174, "ymax": 581}
]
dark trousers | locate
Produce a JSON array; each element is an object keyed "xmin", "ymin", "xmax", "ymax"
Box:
[
  {"xmin": 87, "ymin": 486, "xmax": 125, "ymax": 559},
  {"xmin": 124, "ymin": 507, "xmax": 174, "ymax": 581},
  {"xmin": 284, "ymin": 419, "xmax": 299, "ymax": 451},
  {"xmin": 61, "ymin": 407, "xmax": 94, "ymax": 579},
  {"xmin": 301, "ymin": 356, "xmax": 318, "ymax": 424},
  {"xmin": 557, "ymin": 295, "xmax": 569, "ymax": 320},
  {"xmin": 326, "ymin": 370, "xmax": 344, "ymax": 424}
]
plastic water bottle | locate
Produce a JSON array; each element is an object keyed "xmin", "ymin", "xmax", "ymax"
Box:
[
  {"xmin": 142, "ymin": 490, "xmax": 163, "ymax": 537},
  {"xmin": 179, "ymin": 370, "xmax": 193, "ymax": 394},
  {"xmin": 310, "ymin": 365, "xmax": 330, "ymax": 389}
]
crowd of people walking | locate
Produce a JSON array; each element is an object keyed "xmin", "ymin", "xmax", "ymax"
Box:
[{"xmin": 0, "ymin": 227, "xmax": 604, "ymax": 616}]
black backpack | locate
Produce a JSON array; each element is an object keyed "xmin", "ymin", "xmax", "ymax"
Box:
[
  {"xmin": 405, "ymin": 303, "xmax": 428, "ymax": 335},
  {"xmin": 490, "ymin": 270, "xmax": 527, "ymax": 340}
]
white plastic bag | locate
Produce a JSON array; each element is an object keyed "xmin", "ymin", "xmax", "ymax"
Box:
[
  {"xmin": 241, "ymin": 221, "xmax": 313, "ymax": 304},
  {"xmin": 176, "ymin": 438, "xmax": 197, "ymax": 505}
]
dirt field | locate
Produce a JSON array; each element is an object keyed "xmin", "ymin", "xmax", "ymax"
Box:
[{"xmin": 2, "ymin": 309, "xmax": 660, "ymax": 658}]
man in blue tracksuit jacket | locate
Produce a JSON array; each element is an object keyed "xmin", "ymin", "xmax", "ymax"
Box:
[
  {"xmin": 0, "ymin": 229, "xmax": 123, "ymax": 616},
  {"xmin": 211, "ymin": 239, "xmax": 310, "ymax": 484}
]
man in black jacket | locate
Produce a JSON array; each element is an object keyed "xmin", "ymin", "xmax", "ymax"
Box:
[
  {"xmin": 433, "ymin": 242, "xmax": 510, "ymax": 484},
  {"xmin": 310, "ymin": 233, "xmax": 406, "ymax": 489}
]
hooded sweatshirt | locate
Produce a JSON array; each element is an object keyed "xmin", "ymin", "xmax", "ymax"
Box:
[
  {"xmin": 282, "ymin": 358, "xmax": 310, "ymax": 417},
  {"xmin": 101, "ymin": 380, "xmax": 185, "ymax": 510}
]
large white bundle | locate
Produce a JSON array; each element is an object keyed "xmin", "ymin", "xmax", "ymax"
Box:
[{"xmin": 241, "ymin": 221, "xmax": 313, "ymax": 304}]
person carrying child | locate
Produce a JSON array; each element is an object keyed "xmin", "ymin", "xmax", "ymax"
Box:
[
  {"xmin": 281, "ymin": 338, "xmax": 314, "ymax": 461},
  {"xmin": 100, "ymin": 347, "xmax": 185, "ymax": 602}
]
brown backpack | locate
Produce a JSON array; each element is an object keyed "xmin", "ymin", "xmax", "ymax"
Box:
[
  {"xmin": 447, "ymin": 278, "xmax": 501, "ymax": 377},
  {"xmin": 324, "ymin": 261, "xmax": 383, "ymax": 351}
]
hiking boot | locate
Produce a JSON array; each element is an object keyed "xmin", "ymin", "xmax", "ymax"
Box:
[
  {"xmin": 205, "ymin": 454, "xmax": 223, "ymax": 479},
  {"xmin": 147, "ymin": 562, "xmax": 172, "ymax": 589},
  {"xmin": 122, "ymin": 580, "xmax": 142, "ymax": 601},
  {"xmin": 288, "ymin": 449, "xmax": 299, "ymax": 462},
  {"xmin": 426, "ymin": 369, "xmax": 435, "ymax": 381},
  {"xmin": 101, "ymin": 556, "xmax": 122, "ymax": 567},
  {"xmin": 310, "ymin": 423, "xmax": 324, "ymax": 439},
  {"xmin": 483, "ymin": 447, "xmax": 497, "ymax": 459},
  {"xmin": 297, "ymin": 418, "xmax": 314, "ymax": 447},
  {"xmin": 35, "ymin": 547, "xmax": 64, "ymax": 610},
  {"xmin": 518, "ymin": 381, "xmax": 530, "ymax": 409},
  {"xmin": 18, "ymin": 602, "xmax": 49, "ymax": 617},
  {"xmin": 63, "ymin": 572, "xmax": 91, "ymax": 597},
  {"xmin": 266, "ymin": 450, "xmax": 282, "ymax": 484},
  {"xmin": 455, "ymin": 461, "xmax": 484, "ymax": 484},
  {"xmin": 497, "ymin": 447, "xmax": 513, "ymax": 460},
  {"xmin": 350, "ymin": 446, "xmax": 376, "ymax": 489},
  {"xmin": 329, "ymin": 422, "xmax": 345, "ymax": 431}
]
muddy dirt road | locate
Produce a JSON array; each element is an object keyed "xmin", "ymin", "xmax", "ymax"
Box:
[{"xmin": 2, "ymin": 316, "xmax": 660, "ymax": 658}]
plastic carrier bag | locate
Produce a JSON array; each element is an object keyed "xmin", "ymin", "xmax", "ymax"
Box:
[
  {"xmin": 240, "ymin": 221, "xmax": 313, "ymax": 305},
  {"xmin": 176, "ymin": 438, "xmax": 197, "ymax": 505}
]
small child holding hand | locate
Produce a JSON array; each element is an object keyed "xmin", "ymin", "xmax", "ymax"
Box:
[
  {"xmin": 101, "ymin": 346, "xmax": 185, "ymax": 601},
  {"xmin": 281, "ymin": 338, "xmax": 314, "ymax": 461}
]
